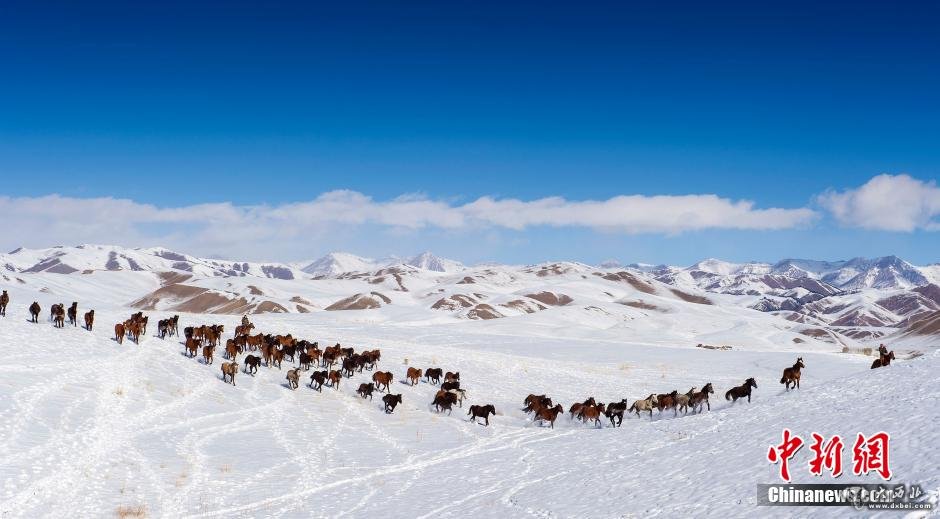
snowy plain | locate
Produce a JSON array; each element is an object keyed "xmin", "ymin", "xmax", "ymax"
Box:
[{"xmin": 0, "ymin": 260, "xmax": 937, "ymax": 518}]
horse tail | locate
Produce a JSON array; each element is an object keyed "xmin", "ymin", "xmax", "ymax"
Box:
[
  {"xmin": 725, "ymin": 390, "xmax": 732, "ymax": 401},
  {"xmin": 779, "ymin": 375, "xmax": 786, "ymax": 384}
]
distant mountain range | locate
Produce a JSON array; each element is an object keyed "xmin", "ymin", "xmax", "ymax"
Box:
[
  {"xmin": 2, "ymin": 244, "xmax": 938, "ymax": 344},
  {"xmin": 0, "ymin": 245, "xmax": 466, "ymax": 279}
]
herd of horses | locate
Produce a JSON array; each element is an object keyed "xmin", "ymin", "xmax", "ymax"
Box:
[
  {"xmin": 20, "ymin": 298, "xmax": 95, "ymax": 330},
  {"xmin": 0, "ymin": 291, "xmax": 904, "ymax": 429},
  {"xmin": 175, "ymin": 315, "xmax": 474, "ymax": 420}
]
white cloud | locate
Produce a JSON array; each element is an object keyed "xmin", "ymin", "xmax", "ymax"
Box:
[
  {"xmin": 818, "ymin": 174, "xmax": 940, "ymax": 232},
  {"xmin": 0, "ymin": 190, "xmax": 816, "ymax": 259}
]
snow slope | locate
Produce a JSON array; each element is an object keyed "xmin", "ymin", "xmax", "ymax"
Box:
[{"xmin": 0, "ymin": 283, "xmax": 935, "ymax": 517}]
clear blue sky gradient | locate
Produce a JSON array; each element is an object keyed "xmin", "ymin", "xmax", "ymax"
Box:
[{"xmin": 0, "ymin": 1, "xmax": 938, "ymax": 265}]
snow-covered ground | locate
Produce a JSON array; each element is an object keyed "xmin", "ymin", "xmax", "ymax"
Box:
[{"xmin": 0, "ymin": 280, "xmax": 936, "ymax": 517}]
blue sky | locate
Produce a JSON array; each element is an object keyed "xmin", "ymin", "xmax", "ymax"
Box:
[{"xmin": 0, "ymin": 1, "xmax": 938, "ymax": 265}]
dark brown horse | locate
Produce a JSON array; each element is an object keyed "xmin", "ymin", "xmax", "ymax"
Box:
[
  {"xmin": 468, "ymin": 404, "xmax": 496, "ymax": 426},
  {"xmin": 67, "ymin": 302, "xmax": 78, "ymax": 326},
  {"xmin": 871, "ymin": 350, "xmax": 896, "ymax": 369},
  {"xmin": 432, "ymin": 390, "xmax": 458, "ymax": 414},
  {"xmin": 656, "ymin": 390, "xmax": 680, "ymax": 417},
  {"xmin": 604, "ymin": 399, "xmax": 628, "ymax": 427},
  {"xmin": 28, "ymin": 301, "xmax": 40, "ymax": 323},
  {"xmin": 0, "ymin": 290, "xmax": 8, "ymax": 316},
  {"xmin": 689, "ymin": 383, "xmax": 714, "ymax": 413},
  {"xmin": 780, "ymin": 357, "xmax": 805, "ymax": 391},
  {"xmin": 383, "ymin": 393, "xmax": 402, "ymax": 413},
  {"xmin": 309, "ymin": 370, "xmax": 328, "ymax": 391},
  {"xmin": 83, "ymin": 309, "xmax": 95, "ymax": 331},
  {"xmin": 725, "ymin": 378, "xmax": 757, "ymax": 403},
  {"xmin": 357, "ymin": 382, "xmax": 374, "ymax": 400},
  {"xmin": 51, "ymin": 304, "xmax": 65, "ymax": 328},
  {"xmin": 244, "ymin": 354, "xmax": 261, "ymax": 375},
  {"xmin": 523, "ymin": 394, "xmax": 553, "ymax": 414},
  {"xmin": 425, "ymin": 368, "xmax": 443, "ymax": 385}
]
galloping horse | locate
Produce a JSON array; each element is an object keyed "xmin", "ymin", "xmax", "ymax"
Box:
[
  {"xmin": 780, "ymin": 357, "xmax": 805, "ymax": 391},
  {"xmin": 725, "ymin": 378, "xmax": 757, "ymax": 403}
]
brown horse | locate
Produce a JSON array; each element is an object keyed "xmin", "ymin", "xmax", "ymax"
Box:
[
  {"xmin": 115, "ymin": 322, "xmax": 126, "ymax": 344},
  {"xmin": 871, "ymin": 350, "xmax": 896, "ymax": 369},
  {"xmin": 221, "ymin": 362, "xmax": 238, "ymax": 386},
  {"xmin": 406, "ymin": 367, "xmax": 422, "ymax": 386},
  {"xmin": 780, "ymin": 357, "xmax": 805, "ymax": 391},
  {"xmin": 444, "ymin": 371, "xmax": 460, "ymax": 383},
  {"xmin": 535, "ymin": 404, "xmax": 564, "ymax": 428},
  {"xmin": 225, "ymin": 339, "xmax": 241, "ymax": 360},
  {"xmin": 67, "ymin": 302, "xmax": 78, "ymax": 326},
  {"xmin": 306, "ymin": 344, "xmax": 321, "ymax": 364},
  {"xmin": 271, "ymin": 348, "xmax": 284, "ymax": 370},
  {"xmin": 432, "ymin": 390, "xmax": 459, "ymax": 414},
  {"xmin": 689, "ymin": 383, "xmax": 714, "ymax": 413},
  {"xmin": 656, "ymin": 390, "xmax": 680, "ymax": 417},
  {"xmin": 235, "ymin": 323, "xmax": 254, "ymax": 337},
  {"xmin": 309, "ymin": 370, "xmax": 327, "ymax": 391},
  {"xmin": 468, "ymin": 404, "xmax": 496, "ymax": 426},
  {"xmin": 185, "ymin": 337, "xmax": 201, "ymax": 358},
  {"xmin": 246, "ymin": 333, "xmax": 264, "ymax": 351},
  {"xmin": 28, "ymin": 301, "xmax": 40, "ymax": 323},
  {"xmin": 328, "ymin": 370, "xmax": 342, "ymax": 390},
  {"xmin": 524, "ymin": 394, "xmax": 553, "ymax": 414},
  {"xmin": 83, "ymin": 309, "xmax": 95, "ymax": 331},
  {"xmin": 725, "ymin": 378, "xmax": 757, "ymax": 403},
  {"xmin": 372, "ymin": 371, "xmax": 393, "ymax": 392},
  {"xmin": 202, "ymin": 344, "xmax": 215, "ymax": 365},
  {"xmin": 52, "ymin": 304, "xmax": 65, "ymax": 328},
  {"xmin": 569, "ymin": 397, "xmax": 597, "ymax": 421},
  {"xmin": 580, "ymin": 403, "xmax": 606, "ymax": 428},
  {"xmin": 0, "ymin": 290, "xmax": 8, "ymax": 316}
]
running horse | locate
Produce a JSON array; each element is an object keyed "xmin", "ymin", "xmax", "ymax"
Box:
[{"xmin": 780, "ymin": 357, "xmax": 805, "ymax": 391}]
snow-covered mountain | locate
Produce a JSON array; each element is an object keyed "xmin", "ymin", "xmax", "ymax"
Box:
[
  {"xmin": 404, "ymin": 251, "xmax": 464, "ymax": 273},
  {"xmin": 301, "ymin": 252, "xmax": 378, "ymax": 277},
  {"xmin": 0, "ymin": 244, "xmax": 305, "ymax": 280},
  {"xmin": 4, "ymin": 244, "xmax": 940, "ymax": 342}
]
